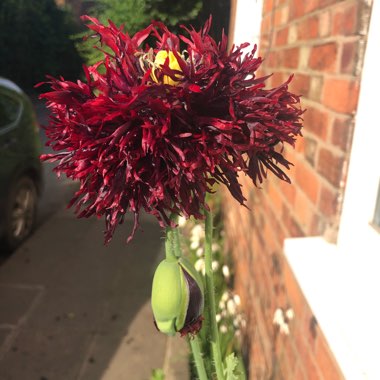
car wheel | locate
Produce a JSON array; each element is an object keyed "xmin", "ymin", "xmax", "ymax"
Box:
[{"xmin": 4, "ymin": 176, "xmax": 38, "ymax": 251}]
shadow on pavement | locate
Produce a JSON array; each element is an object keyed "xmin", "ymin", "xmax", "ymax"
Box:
[{"xmin": 0, "ymin": 209, "xmax": 167, "ymax": 380}]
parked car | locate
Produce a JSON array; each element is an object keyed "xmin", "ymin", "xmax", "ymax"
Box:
[{"xmin": 0, "ymin": 78, "xmax": 42, "ymax": 251}]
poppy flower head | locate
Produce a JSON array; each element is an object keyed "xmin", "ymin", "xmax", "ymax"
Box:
[{"xmin": 39, "ymin": 16, "xmax": 303, "ymax": 243}]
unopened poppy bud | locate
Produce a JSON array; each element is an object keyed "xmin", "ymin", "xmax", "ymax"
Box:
[
  {"xmin": 152, "ymin": 50, "xmax": 183, "ymax": 85},
  {"xmin": 151, "ymin": 257, "xmax": 204, "ymax": 336}
]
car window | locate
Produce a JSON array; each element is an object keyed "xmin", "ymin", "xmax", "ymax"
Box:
[{"xmin": 0, "ymin": 92, "xmax": 21, "ymax": 128}]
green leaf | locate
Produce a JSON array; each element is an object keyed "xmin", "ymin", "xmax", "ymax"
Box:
[{"xmin": 224, "ymin": 353, "xmax": 241, "ymax": 380}]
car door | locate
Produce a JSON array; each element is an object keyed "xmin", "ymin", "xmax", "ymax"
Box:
[{"xmin": 0, "ymin": 86, "xmax": 24, "ymax": 204}]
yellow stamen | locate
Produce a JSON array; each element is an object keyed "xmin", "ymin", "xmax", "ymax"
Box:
[{"xmin": 152, "ymin": 50, "xmax": 182, "ymax": 86}]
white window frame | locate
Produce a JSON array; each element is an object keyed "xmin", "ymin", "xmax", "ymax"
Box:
[{"xmin": 231, "ymin": 0, "xmax": 264, "ymax": 51}]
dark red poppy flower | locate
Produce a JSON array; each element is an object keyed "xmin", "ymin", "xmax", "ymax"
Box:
[{"xmin": 39, "ymin": 16, "xmax": 303, "ymax": 243}]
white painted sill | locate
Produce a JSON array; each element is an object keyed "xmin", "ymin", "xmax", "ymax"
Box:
[{"xmin": 284, "ymin": 237, "xmax": 380, "ymax": 380}]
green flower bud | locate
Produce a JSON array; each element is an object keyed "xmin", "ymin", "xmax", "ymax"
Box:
[{"xmin": 151, "ymin": 257, "xmax": 204, "ymax": 336}]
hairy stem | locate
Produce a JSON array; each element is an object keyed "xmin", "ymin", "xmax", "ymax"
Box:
[
  {"xmin": 204, "ymin": 209, "xmax": 224, "ymax": 379},
  {"xmin": 189, "ymin": 336, "xmax": 208, "ymax": 380},
  {"xmin": 164, "ymin": 214, "xmax": 180, "ymax": 261},
  {"xmin": 164, "ymin": 226, "xmax": 178, "ymax": 261}
]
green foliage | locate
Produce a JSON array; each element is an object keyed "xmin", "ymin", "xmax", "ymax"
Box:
[
  {"xmin": 224, "ymin": 353, "xmax": 246, "ymax": 380},
  {"xmin": 76, "ymin": 0, "xmax": 202, "ymax": 65},
  {"xmin": 76, "ymin": 0, "xmax": 151, "ymax": 65},
  {"xmin": 150, "ymin": 368, "xmax": 165, "ymax": 380},
  {"xmin": 0, "ymin": 0, "xmax": 82, "ymax": 92},
  {"xmin": 148, "ymin": 0, "xmax": 203, "ymax": 26},
  {"xmin": 224, "ymin": 353, "xmax": 239, "ymax": 380}
]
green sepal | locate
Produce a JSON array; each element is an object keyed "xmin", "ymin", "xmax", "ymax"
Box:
[{"xmin": 151, "ymin": 259, "xmax": 184, "ymax": 336}]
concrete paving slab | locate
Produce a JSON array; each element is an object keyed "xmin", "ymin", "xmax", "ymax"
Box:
[
  {"xmin": 0, "ymin": 284, "xmax": 42, "ymax": 325},
  {"xmin": 0, "ymin": 206, "xmax": 184, "ymax": 380},
  {"xmin": 0, "ymin": 328, "xmax": 12, "ymax": 349},
  {"xmin": 164, "ymin": 335, "xmax": 190, "ymax": 380},
  {"xmin": 86, "ymin": 301, "xmax": 167, "ymax": 380}
]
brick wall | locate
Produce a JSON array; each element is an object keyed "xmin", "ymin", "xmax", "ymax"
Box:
[{"xmin": 224, "ymin": 0, "xmax": 372, "ymax": 379}]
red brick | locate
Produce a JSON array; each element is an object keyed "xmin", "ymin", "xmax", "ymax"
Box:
[
  {"xmin": 290, "ymin": 74, "xmax": 310, "ymax": 96},
  {"xmin": 277, "ymin": 341, "xmax": 293, "ymax": 378},
  {"xmin": 274, "ymin": 8, "xmax": 283, "ymax": 27},
  {"xmin": 297, "ymin": 16, "xmax": 319, "ymax": 40},
  {"xmin": 319, "ymin": 0, "xmax": 338, "ymax": 6},
  {"xmin": 309, "ymin": 76, "xmax": 323, "ymax": 102},
  {"xmin": 289, "ymin": 0, "xmax": 318, "ymax": 20},
  {"xmin": 295, "ymin": 161, "xmax": 321, "ymax": 203},
  {"xmin": 250, "ymin": 327, "xmax": 269, "ymax": 378},
  {"xmin": 303, "ymin": 0, "xmax": 318, "ymax": 13},
  {"xmin": 275, "ymin": 27, "xmax": 289, "ymax": 46},
  {"xmin": 266, "ymin": 51, "xmax": 278, "ymax": 68},
  {"xmin": 303, "ymin": 106, "xmax": 329, "ymax": 141},
  {"xmin": 304, "ymin": 349, "xmax": 324, "ymax": 380},
  {"xmin": 282, "ymin": 47, "xmax": 300, "ymax": 69},
  {"xmin": 267, "ymin": 202, "xmax": 287, "ymax": 244},
  {"xmin": 261, "ymin": 13, "xmax": 272, "ymax": 34},
  {"xmin": 319, "ymin": 185, "xmax": 339, "ymax": 218},
  {"xmin": 317, "ymin": 148, "xmax": 344, "ymax": 187},
  {"xmin": 270, "ymin": 250, "xmax": 284, "ymax": 278},
  {"xmin": 315, "ymin": 336, "xmax": 345, "ymax": 379},
  {"xmin": 304, "ymin": 137, "xmax": 317, "ymax": 166},
  {"xmin": 304, "ymin": 312, "xmax": 320, "ymax": 350},
  {"xmin": 282, "ymin": 258, "xmax": 307, "ymax": 322},
  {"xmin": 264, "ymin": 0, "xmax": 274, "ymax": 14},
  {"xmin": 267, "ymin": 182, "xmax": 284, "ymax": 215},
  {"xmin": 253, "ymin": 299, "xmax": 273, "ymax": 363},
  {"xmin": 283, "ymin": 339, "xmax": 299, "ymax": 376},
  {"xmin": 280, "ymin": 181, "xmax": 296, "ymax": 206},
  {"xmin": 282, "ymin": 205, "xmax": 304, "ymax": 237},
  {"xmin": 309, "ymin": 214, "xmax": 326, "ymax": 236},
  {"xmin": 289, "ymin": 0, "xmax": 305, "ymax": 19},
  {"xmin": 293, "ymin": 362, "xmax": 307, "ymax": 380},
  {"xmin": 341, "ymin": 41, "xmax": 359, "ymax": 75},
  {"xmin": 322, "ymin": 78, "xmax": 359, "ymax": 113},
  {"xmin": 295, "ymin": 135, "xmax": 305, "ymax": 154},
  {"xmin": 331, "ymin": 117, "xmax": 353, "ymax": 152},
  {"xmin": 271, "ymin": 72, "xmax": 287, "ymax": 87},
  {"xmin": 309, "ymin": 43, "xmax": 338, "ymax": 72},
  {"xmin": 295, "ymin": 334, "xmax": 324, "ymax": 380},
  {"xmin": 262, "ymin": 220, "xmax": 280, "ymax": 253},
  {"xmin": 294, "ymin": 190, "xmax": 315, "ymax": 232},
  {"xmin": 332, "ymin": 3, "xmax": 359, "ymax": 36},
  {"xmin": 284, "ymin": 146, "xmax": 297, "ymax": 168},
  {"xmin": 318, "ymin": 10, "xmax": 331, "ymax": 37}
]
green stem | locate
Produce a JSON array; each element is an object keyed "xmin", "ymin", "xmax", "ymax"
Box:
[
  {"xmin": 164, "ymin": 226, "xmax": 177, "ymax": 261},
  {"xmin": 204, "ymin": 209, "xmax": 225, "ymax": 380},
  {"xmin": 164, "ymin": 221, "xmax": 208, "ymax": 379},
  {"xmin": 189, "ymin": 336, "xmax": 208, "ymax": 380},
  {"xmin": 164, "ymin": 214, "xmax": 181, "ymax": 261}
]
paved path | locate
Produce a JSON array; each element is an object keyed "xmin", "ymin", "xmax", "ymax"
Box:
[{"xmin": 0, "ymin": 207, "xmax": 188, "ymax": 380}]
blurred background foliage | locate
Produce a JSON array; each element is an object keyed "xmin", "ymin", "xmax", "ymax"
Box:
[
  {"xmin": 0, "ymin": 0, "xmax": 83, "ymax": 91},
  {"xmin": 76, "ymin": 0, "xmax": 203, "ymax": 65},
  {"xmin": 0, "ymin": 0, "xmax": 229, "ymax": 93}
]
